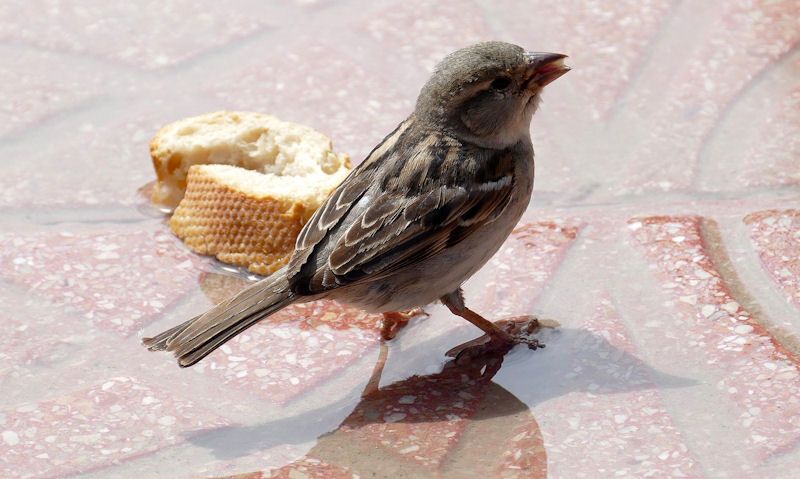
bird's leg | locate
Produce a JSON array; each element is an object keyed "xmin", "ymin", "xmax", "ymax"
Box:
[
  {"xmin": 361, "ymin": 343, "xmax": 389, "ymax": 397},
  {"xmin": 380, "ymin": 307, "xmax": 428, "ymax": 340},
  {"xmin": 441, "ymin": 289, "xmax": 545, "ymax": 361}
]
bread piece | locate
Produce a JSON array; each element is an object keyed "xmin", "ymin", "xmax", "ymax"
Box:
[
  {"xmin": 171, "ymin": 163, "xmax": 348, "ymax": 276},
  {"xmin": 150, "ymin": 111, "xmax": 350, "ymax": 208},
  {"xmin": 156, "ymin": 111, "xmax": 351, "ymax": 275}
]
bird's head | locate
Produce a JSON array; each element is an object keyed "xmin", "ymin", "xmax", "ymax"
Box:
[{"xmin": 415, "ymin": 41, "xmax": 569, "ymax": 149}]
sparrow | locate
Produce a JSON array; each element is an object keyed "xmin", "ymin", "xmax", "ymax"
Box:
[{"xmin": 144, "ymin": 41, "xmax": 570, "ymax": 367}]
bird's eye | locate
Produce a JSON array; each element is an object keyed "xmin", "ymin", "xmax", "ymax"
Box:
[{"xmin": 490, "ymin": 76, "xmax": 512, "ymax": 90}]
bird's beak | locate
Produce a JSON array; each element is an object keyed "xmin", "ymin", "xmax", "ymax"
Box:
[{"xmin": 524, "ymin": 52, "xmax": 570, "ymax": 88}]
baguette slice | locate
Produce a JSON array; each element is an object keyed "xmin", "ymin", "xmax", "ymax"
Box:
[
  {"xmin": 171, "ymin": 164, "xmax": 345, "ymax": 276},
  {"xmin": 150, "ymin": 111, "xmax": 350, "ymax": 208}
]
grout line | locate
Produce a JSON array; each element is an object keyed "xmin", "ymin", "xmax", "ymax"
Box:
[
  {"xmin": 2, "ymin": 186, "xmax": 799, "ymax": 228},
  {"xmin": 705, "ymin": 215, "xmax": 800, "ymax": 359}
]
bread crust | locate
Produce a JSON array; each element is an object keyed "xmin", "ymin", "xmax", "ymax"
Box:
[{"xmin": 170, "ymin": 165, "xmax": 312, "ymax": 275}]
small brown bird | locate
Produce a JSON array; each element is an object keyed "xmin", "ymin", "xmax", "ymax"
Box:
[{"xmin": 144, "ymin": 41, "xmax": 569, "ymax": 367}]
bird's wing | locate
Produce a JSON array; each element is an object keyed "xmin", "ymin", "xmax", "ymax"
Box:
[{"xmin": 287, "ymin": 119, "xmax": 517, "ymax": 294}]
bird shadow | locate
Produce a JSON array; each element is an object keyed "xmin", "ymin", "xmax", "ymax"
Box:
[{"xmin": 186, "ymin": 323, "xmax": 695, "ymax": 461}]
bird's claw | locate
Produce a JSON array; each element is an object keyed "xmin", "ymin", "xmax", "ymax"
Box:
[
  {"xmin": 446, "ymin": 315, "xmax": 556, "ymax": 367},
  {"xmin": 380, "ymin": 307, "xmax": 428, "ymax": 341}
]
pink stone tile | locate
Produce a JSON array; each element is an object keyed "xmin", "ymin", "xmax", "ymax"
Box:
[
  {"xmin": 270, "ymin": 301, "xmax": 385, "ymax": 332},
  {"xmin": 493, "ymin": 0, "xmax": 675, "ymax": 119},
  {"xmin": 0, "ymin": 1, "xmax": 797, "ymax": 476},
  {"xmin": 535, "ymin": 295, "xmax": 703, "ymax": 478},
  {"xmin": 281, "ymin": 0, "xmax": 335, "ymax": 6},
  {"xmin": 527, "ymin": 122, "xmax": 580, "ymax": 197},
  {"xmin": 0, "ymin": 111, "xmax": 169, "ymax": 208},
  {"xmin": 476, "ymin": 220, "xmax": 581, "ymax": 316},
  {"xmin": 697, "ymin": 52, "xmax": 800, "ymax": 192},
  {"xmin": 744, "ymin": 210, "xmax": 800, "ymax": 309},
  {"xmin": 313, "ymin": 360, "xmax": 544, "ymax": 475},
  {"xmin": 305, "ymin": 358, "xmax": 548, "ymax": 476},
  {"xmin": 263, "ymin": 459, "xmax": 354, "ymax": 479},
  {"xmin": 629, "ymin": 215, "xmax": 800, "ymax": 459},
  {"xmin": 339, "ymin": 372, "xmax": 486, "ymax": 469},
  {"xmin": 211, "ymin": 458, "xmax": 354, "ymax": 479},
  {"xmin": 193, "ymin": 317, "xmax": 379, "ymax": 406},
  {"xmin": 619, "ymin": 0, "xmax": 799, "ymax": 193},
  {"xmin": 496, "ymin": 420, "xmax": 548, "ymax": 478},
  {"xmin": 206, "ymin": 41, "xmax": 413, "ymax": 162},
  {"xmin": 215, "ymin": 473, "xmax": 266, "ymax": 479},
  {"xmin": 0, "ymin": 47, "xmax": 108, "ymax": 138},
  {"xmin": 0, "ymin": 376, "xmax": 229, "ymax": 479},
  {"xmin": 359, "ymin": 0, "xmax": 491, "ymax": 76},
  {"xmin": 0, "ymin": 310, "xmax": 71, "ymax": 381},
  {"xmin": 0, "ymin": 1, "xmax": 266, "ymax": 69},
  {"xmin": 0, "ymin": 228, "xmax": 202, "ymax": 336},
  {"xmin": 731, "ymin": 85, "xmax": 800, "ymax": 189},
  {"xmin": 192, "ymin": 277, "xmax": 384, "ymax": 404}
]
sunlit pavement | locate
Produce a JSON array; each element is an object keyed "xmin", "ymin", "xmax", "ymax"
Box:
[{"xmin": 0, "ymin": 1, "xmax": 798, "ymax": 478}]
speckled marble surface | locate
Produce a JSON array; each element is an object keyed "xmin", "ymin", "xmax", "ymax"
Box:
[{"xmin": 0, "ymin": 1, "xmax": 798, "ymax": 478}]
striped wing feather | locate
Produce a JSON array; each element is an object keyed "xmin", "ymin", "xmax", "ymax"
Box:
[{"xmin": 287, "ymin": 117, "xmax": 516, "ymax": 295}]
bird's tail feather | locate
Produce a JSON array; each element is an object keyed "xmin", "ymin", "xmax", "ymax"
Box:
[{"xmin": 143, "ymin": 268, "xmax": 294, "ymax": 367}]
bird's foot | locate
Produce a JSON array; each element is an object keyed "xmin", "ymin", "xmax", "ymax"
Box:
[
  {"xmin": 445, "ymin": 315, "xmax": 556, "ymax": 363},
  {"xmin": 380, "ymin": 307, "xmax": 429, "ymax": 340}
]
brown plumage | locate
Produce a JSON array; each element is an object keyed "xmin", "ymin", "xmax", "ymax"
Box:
[{"xmin": 143, "ymin": 41, "xmax": 569, "ymax": 367}]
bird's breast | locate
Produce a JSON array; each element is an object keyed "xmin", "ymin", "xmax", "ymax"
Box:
[{"xmin": 338, "ymin": 147, "xmax": 535, "ymax": 313}]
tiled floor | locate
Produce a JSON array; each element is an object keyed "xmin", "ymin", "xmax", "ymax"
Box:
[{"xmin": 0, "ymin": 1, "xmax": 798, "ymax": 478}]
